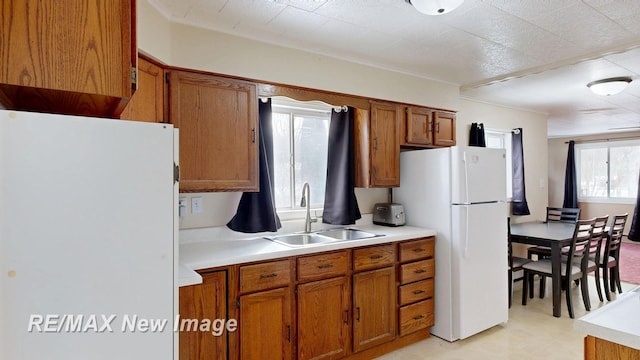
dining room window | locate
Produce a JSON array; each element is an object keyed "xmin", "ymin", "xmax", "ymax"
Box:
[
  {"xmin": 271, "ymin": 97, "xmax": 331, "ymax": 210},
  {"xmin": 485, "ymin": 129, "xmax": 513, "ymax": 199},
  {"xmin": 576, "ymin": 140, "xmax": 640, "ymax": 203}
]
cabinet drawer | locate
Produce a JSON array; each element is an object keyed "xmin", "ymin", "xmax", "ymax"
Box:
[
  {"xmin": 353, "ymin": 244, "xmax": 395, "ymax": 271},
  {"xmin": 399, "ymin": 299, "xmax": 434, "ymax": 336},
  {"xmin": 297, "ymin": 251, "xmax": 348, "ymax": 282},
  {"xmin": 399, "ymin": 238, "xmax": 434, "ymax": 263},
  {"xmin": 399, "ymin": 279, "xmax": 434, "ymax": 306},
  {"xmin": 240, "ymin": 260, "xmax": 291, "ymax": 293},
  {"xmin": 400, "ymin": 259, "xmax": 435, "ymax": 285}
]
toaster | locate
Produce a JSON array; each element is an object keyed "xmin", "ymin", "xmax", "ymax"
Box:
[{"xmin": 372, "ymin": 203, "xmax": 405, "ymax": 227}]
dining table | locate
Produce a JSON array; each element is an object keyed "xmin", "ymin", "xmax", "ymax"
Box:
[{"xmin": 509, "ymin": 221, "xmax": 577, "ymax": 317}]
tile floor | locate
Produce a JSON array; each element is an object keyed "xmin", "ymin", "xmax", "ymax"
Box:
[{"xmin": 377, "ymin": 277, "xmax": 637, "ymax": 360}]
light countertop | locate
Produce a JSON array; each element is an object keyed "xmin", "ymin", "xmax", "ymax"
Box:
[
  {"xmin": 178, "ymin": 223, "xmax": 436, "ymax": 287},
  {"xmin": 574, "ymin": 286, "xmax": 640, "ymax": 350}
]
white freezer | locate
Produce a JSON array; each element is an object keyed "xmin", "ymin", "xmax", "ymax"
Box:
[
  {"xmin": 0, "ymin": 110, "xmax": 177, "ymax": 359},
  {"xmin": 450, "ymin": 146, "xmax": 507, "ymax": 204}
]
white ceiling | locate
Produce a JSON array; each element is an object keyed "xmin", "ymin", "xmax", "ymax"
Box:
[{"xmin": 148, "ymin": 0, "xmax": 640, "ymax": 138}]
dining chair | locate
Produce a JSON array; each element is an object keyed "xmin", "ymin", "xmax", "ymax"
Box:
[
  {"xmin": 595, "ymin": 213, "xmax": 629, "ymax": 300},
  {"xmin": 584, "ymin": 215, "xmax": 609, "ymax": 302},
  {"xmin": 508, "ymin": 217, "xmax": 531, "ymax": 308},
  {"xmin": 526, "ymin": 207, "xmax": 581, "ymax": 298},
  {"xmin": 522, "ymin": 218, "xmax": 595, "ymax": 318}
]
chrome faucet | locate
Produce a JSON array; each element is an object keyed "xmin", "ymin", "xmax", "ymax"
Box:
[{"xmin": 301, "ymin": 182, "xmax": 317, "ymax": 233}]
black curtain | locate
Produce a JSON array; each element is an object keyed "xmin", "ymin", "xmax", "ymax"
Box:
[
  {"xmin": 322, "ymin": 107, "xmax": 361, "ymax": 225},
  {"xmin": 511, "ymin": 128, "xmax": 531, "ymax": 215},
  {"xmin": 562, "ymin": 140, "xmax": 578, "ymax": 208},
  {"xmin": 227, "ymin": 99, "xmax": 281, "ymax": 233},
  {"xmin": 628, "ymin": 171, "xmax": 640, "ymax": 241},
  {"xmin": 469, "ymin": 122, "xmax": 486, "ymax": 147}
]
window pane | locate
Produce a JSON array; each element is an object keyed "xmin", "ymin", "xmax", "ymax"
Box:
[
  {"xmin": 579, "ymin": 148, "xmax": 607, "ymax": 197},
  {"xmin": 610, "ymin": 146, "xmax": 640, "ymax": 198},
  {"xmin": 293, "ymin": 115, "xmax": 329, "ymax": 207},
  {"xmin": 272, "ymin": 112, "xmax": 292, "ymax": 208}
]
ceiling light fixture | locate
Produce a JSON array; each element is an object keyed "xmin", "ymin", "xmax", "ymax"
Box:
[
  {"xmin": 405, "ymin": 0, "xmax": 464, "ymax": 15},
  {"xmin": 587, "ymin": 77, "xmax": 632, "ymax": 96}
]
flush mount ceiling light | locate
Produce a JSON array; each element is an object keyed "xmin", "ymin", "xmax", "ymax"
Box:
[
  {"xmin": 405, "ymin": 0, "xmax": 464, "ymax": 15},
  {"xmin": 587, "ymin": 77, "xmax": 632, "ymax": 96}
]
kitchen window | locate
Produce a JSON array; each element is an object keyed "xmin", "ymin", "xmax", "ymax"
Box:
[
  {"xmin": 271, "ymin": 97, "xmax": 331, "ymax": 210},
  {"xmin": 485, "ymin": 129, "xmax": 513, "ymax": 199},
  {"xmin": 576, "ymin": 140, "xmax": 640, "ymax": 203}
]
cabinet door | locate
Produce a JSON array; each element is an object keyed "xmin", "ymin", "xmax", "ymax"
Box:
[
  {"xmin": 370, "ymin": 102, "xmax": 400, "ymax": 187},
  {"xmin": 0, "ymin": 0, "xmax": 135, "ymax": 116},
  {"xmin": 179, "ymin": 271, "xmax": 227, "ymax": 360},
  {"xmin": 352, "ymin": 267, "xmax": 396, "ymax": 352},
  {"xmin": 297, "ymin": 277, "xmax": 350, "ymax": 360},
  {"xmin": 433, "ymin": 111, "xmax": 456, "ymax": 147},
  {"xmin": 169, "ymin": 70, "xmax": 259, "ymax": 192},
  {"xmin": 239, "ymin": 287, "xmax": 292, "ymax": 360},
  {"xmin": 404, "ymin": 106, "xmax": 433, "ymax": 146},
  {"xmin": 120, "ymin": 57, "xmax": 165, "ymax": 123}
]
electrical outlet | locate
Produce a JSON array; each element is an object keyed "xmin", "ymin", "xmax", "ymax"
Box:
[
  {"xmin": 179, "ymin": 197, "xmax": 188, "ymax": 217},
  {"xmin": 191, "ymin": 197, "xmax": 203, "ymax": 214}
]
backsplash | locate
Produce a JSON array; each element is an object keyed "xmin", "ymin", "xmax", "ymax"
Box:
[
  {"xmin": 178, "ymin": 187, "xmax": 388, "ymax": 230},
  {"xmin": 179, "ymin": 214, "xmax": 375, "ymax": 244}
]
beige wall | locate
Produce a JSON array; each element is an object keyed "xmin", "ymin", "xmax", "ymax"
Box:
[
  {"xmin": 168, "ymin": 23, "xmax": 460, "ymax": 111},
  {"xmin": 137, "ymin": 0, "xmax": 172, "ymax": 64},
  {"xmin": 458, "ymin": 99, "xmax": 549, "ymax": 224},
  {"xmin": 548, "ymin": 132, "xmax": 640, "ymax": 234}
]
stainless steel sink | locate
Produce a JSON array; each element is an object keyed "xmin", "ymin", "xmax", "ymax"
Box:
[
  {"xmin": 264, "ymin": 233, "xmax": 334, "ymax": 247},
  {"xmin": 314, "ymin": 228, "xmax": 382, "ymax": 240},
  {"xmin": 265, "ymin": 228, "xmax": 383, "ymax": 247}
]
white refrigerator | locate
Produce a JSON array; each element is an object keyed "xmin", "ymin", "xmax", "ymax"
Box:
[
  {"xmin": 1, "ymin": 110, "xmax": 178, "ymax": 359},
  {"xmin": 393, "ymin": 146, "xmax": 508, "ymax": 342}
]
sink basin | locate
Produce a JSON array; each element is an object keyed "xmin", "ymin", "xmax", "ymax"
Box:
[
  {"xmin": 264, "ymin": 233, "xmax": 334, "ymax": 247},
  {"xmin": 265, "ymin": 228, "xmax": 383, "ymax": 247},
  {"xmin": 314, "ymin": 228, "xmax": 381, "ymax": 240}
]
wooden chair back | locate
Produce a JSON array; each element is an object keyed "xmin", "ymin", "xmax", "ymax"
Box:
[
  {"xmin": 606, "ymin": 213, "xmax": 629, "ymax": 258},
  {"xmin": 588, "ymin": 215, "xmax": 609, "ymax": 257},
  {"xmin": 546, "ymin": 207, "xmax": 581, "ymax": 223},
  {"xmin": 566, "ymin": 218, "xmax": 595, "ymax": 275}
]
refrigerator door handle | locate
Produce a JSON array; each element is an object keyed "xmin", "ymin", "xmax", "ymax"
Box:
[
  {"xmin": 462, "ymin": 150, "xmax": 470, "ymax": 205},
  {"xmin": 463, "ymin": 205, "xmax": 469, "ymax": 258}
]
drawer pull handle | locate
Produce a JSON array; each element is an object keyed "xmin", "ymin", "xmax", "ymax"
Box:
[
  {"xmin": 370, "ymin": 255, "xmax": 383, "ymax": 260},
  {"xmin": 318, "ymin": 264, "xmax": 334, "ymax": 269},
  {"xmin": 356, "ymin": 307, "xmax": 361, "ymax": 321},
  {"xmin": 413, "ymin": 290, "xmax": 425, "ymax": 295},
  {"xmin": 344, "ymin": 310, "xmax": 349, "ymax": 324},
  {"xmin": 413, "ymin": 315, "xmax": 425, "ymax": 320},
  {"xmin": 413, "ymin": 248, "xmax": 425, "ymax": 252},
  {"xmin": 260, "ymin": 273, "xmax": 278, "ymax": 279},
  {"xmin": 414, "ymin": 269, "xmax": 427, "ymax": 274}
]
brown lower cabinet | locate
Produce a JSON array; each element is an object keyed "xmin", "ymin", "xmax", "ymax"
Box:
[
  {"xmin": 297, "ymin": 276, "xmax": 350, "ymax": 360},
  {"xmin": 352, "ymin": 266, "xmax": 396, "ymax": 352},
  {"xmin": 584, "ymin": 336, "xmax": 640, "ymax": 360},
  {"xmin": 183, "ymin": 237, "xmax": 436, "ymax": 360},
  {"xmin": 179, "ymin": 271, "xmax": 227, "ymax": 360},
  {"xmin": 239, "ymin": 287, "xmax": 293, "ymax": 360}
]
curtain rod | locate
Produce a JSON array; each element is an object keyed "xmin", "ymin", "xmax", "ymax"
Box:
[{"xmin": 564, "ymin": 135, "xmax": 640, "ymax": 144}]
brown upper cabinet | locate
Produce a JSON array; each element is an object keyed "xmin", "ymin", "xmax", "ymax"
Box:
[
  {"xmin": 355, "ymin": 102, "xmax": 401, "ymax": 188},
  {"xmin": 0, "ymin": 0, "xmax": 137, "ymax": 117},
  {"xmin": 402, "ymin": 106, "xmax": 456, "ymax": 148},
  {"xmin": 120, "ymin": 56, "xmax": 165, "ymax": 123},
  {"xmin": 168, "ymin": 70, "xmax": 259, "ymax": 192}
]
